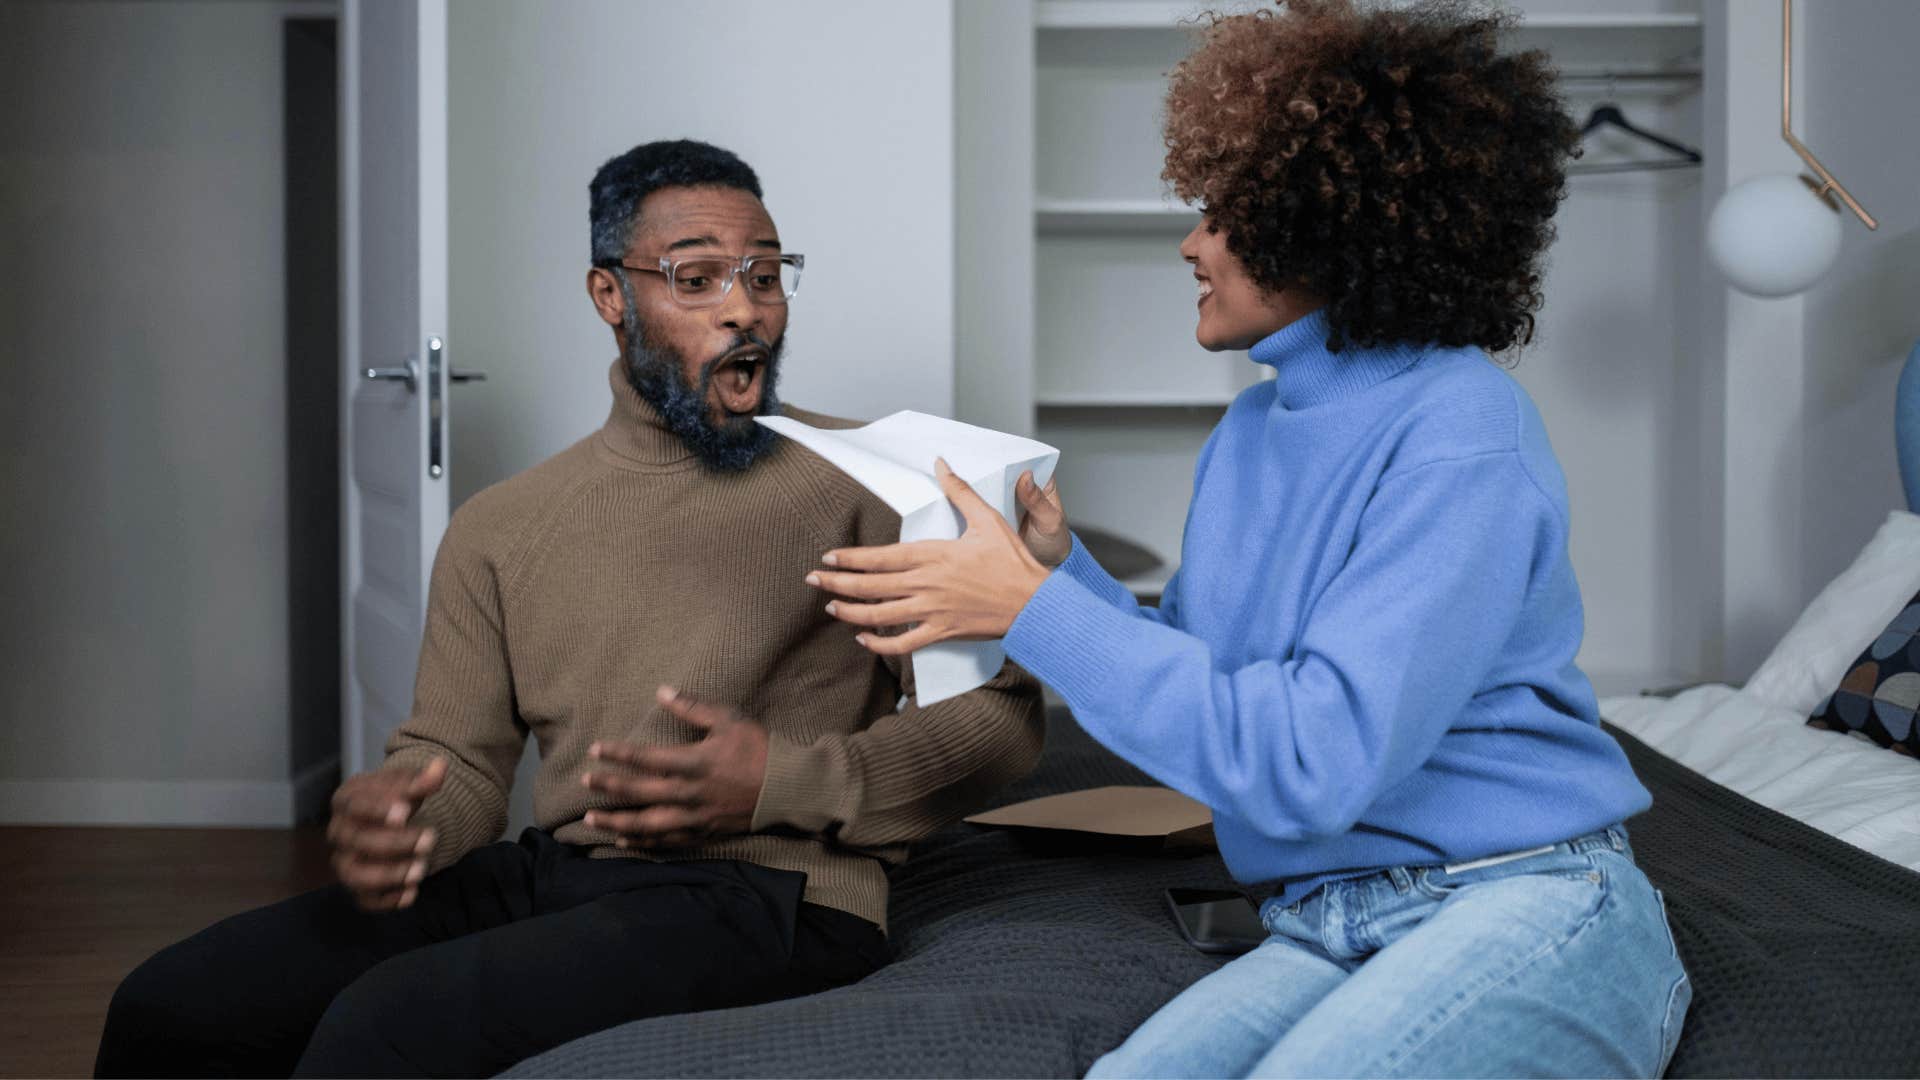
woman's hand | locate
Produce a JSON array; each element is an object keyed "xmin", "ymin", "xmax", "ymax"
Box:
[
  {"xmin": 1016, "ymin": 469, "xmax": 1071, "ymax": 569},
  {"xmin": 810, "ymin": 459, "xmax": 1052, "ymax": 656}
]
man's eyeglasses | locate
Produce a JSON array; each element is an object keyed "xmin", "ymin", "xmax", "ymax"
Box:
[{"xmin": 602, "ymin": 252, "xmax": 804, "ymax": 309}]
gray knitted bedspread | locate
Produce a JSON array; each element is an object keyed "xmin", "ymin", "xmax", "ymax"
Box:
[{"xmin": 506, "ymin": 713, "xmax": 1920, "ymax": 1078}]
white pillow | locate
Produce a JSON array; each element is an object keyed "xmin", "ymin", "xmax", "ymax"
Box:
[{"xmin": 1744, "ymin": 509, "xmax": 1920, "ymax": 716}]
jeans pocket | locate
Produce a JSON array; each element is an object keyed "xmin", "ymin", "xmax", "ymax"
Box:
[
  {"xmin": 1651, "ymin": 889, "xmax": 1690, "ymax": 1074},
  {"xmin": 1659, "ymin": 969, "xmax": 1692, "ymax": 1073},
  {"xmin": 1652, "ymin": 888, "xmax": 1679, "ymax": 957}
]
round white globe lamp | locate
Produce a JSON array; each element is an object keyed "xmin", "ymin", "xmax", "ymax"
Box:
[{"xmin": 1706, "ymin": 174, "xmax": 1842, "ymax": 297}]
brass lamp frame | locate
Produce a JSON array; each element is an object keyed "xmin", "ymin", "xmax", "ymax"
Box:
[{"xmin": 1782, "ymin": 0, "xmax": 1876, "ymax": 229}]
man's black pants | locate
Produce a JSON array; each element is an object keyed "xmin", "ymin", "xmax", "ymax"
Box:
[{"xmin": 94, "ymin": 829, "xmax": 888, "ymax": 1078}]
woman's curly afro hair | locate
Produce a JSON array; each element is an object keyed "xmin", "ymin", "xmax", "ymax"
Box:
[{"xmin": 1163, "ymin": 0, "xmax": 1578, "ymax": 353}]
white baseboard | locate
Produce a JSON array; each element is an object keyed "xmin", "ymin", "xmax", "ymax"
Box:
[
  {"xmin": 292, "ymin": 756, "xmax": 341, "ymax": 825},
  {"xmin": 0, "ymin": 756, "xmax": 342, "ymax": 828}
]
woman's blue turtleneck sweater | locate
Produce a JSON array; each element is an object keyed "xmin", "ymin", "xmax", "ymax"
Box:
[{"xmin": 1003, "ymin": 311, "xmax": 1650, "ymax": 902}]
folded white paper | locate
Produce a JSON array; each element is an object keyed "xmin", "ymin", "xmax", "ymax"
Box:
[{"xmin": 757, "ymin": 411, "xmax": 1060, "ymax": 706}]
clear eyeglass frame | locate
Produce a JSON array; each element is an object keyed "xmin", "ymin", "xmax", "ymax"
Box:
[{"xmin": 605, "ymin": 252, "xmax": 805, "ymax": 308}]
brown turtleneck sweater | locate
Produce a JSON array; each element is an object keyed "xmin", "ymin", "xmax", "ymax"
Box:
[{"xmin": 383, "ymin": 361, "xmax": 1046, "ymax": 929}]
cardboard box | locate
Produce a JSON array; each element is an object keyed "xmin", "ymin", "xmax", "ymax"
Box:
[{"xmin": 964, "ymin": 785, "xmax": 1216, "ymax": 853}]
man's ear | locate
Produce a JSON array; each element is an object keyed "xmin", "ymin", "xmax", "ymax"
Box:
[{"xmin": 586, "ymin": 267, "xmax": 625, "ymax": 328}]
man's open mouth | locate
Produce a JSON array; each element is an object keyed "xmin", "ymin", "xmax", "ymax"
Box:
[{"xmin": 712, "ymin": 345, "xmax": 768, "ymax": 416}]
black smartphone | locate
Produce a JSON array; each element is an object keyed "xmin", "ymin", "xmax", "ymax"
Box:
[{"xmin": 1164, "ymin": 887, "xmax": 1266, "ymax": 955}]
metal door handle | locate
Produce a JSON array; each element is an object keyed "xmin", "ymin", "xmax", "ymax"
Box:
[
  {"xmin": 450, "ymin": 368, "xmax": 487, "ymax": 383},
  {"xmin": 364, "ymin": 359, "xmax": 419, "ymax": 393},
  {"xmin": 428, "ymin": 337, "xmax": 445, "ymax": 479}
]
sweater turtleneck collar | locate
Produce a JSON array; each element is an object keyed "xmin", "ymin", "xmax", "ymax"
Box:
[
  {"xmin": 597, "ymin": 358, "xmax": 698, "ymax": 469},
  {"xmin": 1247, "ymin": 309, "xmax": 1427, "ymax": 410}
]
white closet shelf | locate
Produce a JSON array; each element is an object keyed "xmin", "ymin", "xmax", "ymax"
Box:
[
  {"xmin": 1044, "ymin": 1, "xmax": 1704, "ymax": 62},
  {"xmin": 1037, "ymin": 198, "xmax": 1201, "ymax": 233},
  {"xmin": 1038, "ymin": 3, "xmax": 1701, "ymax": 30},
  {"xmin": 1507, "ymin": 15, "xmax": 1702, "ymax": 73},
  {"xmin": 1035, "ymin": 1, "xmax": 1216, "ymax": 30},
  {"xmin": 1038, "ymin": 390, "xmax": 1240, "ymax": 407},
  {"xmin": 1519, "ymin": 14, "xmax": 1701, "ymax": 30}
]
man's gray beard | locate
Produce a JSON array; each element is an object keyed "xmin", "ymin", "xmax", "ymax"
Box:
[{"xmin": 616, "ymin": 277, "xmax": 783, "ymax": 473}]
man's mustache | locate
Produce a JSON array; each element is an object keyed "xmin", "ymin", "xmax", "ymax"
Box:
[{"xmin": 697, "ymin": 334, "xmax": 780, "ymax": 383}]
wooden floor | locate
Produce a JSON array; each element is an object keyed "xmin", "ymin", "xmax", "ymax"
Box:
[{"xmin": 0, "ymin": 826, "xmax": 332, "ymax": 1078}]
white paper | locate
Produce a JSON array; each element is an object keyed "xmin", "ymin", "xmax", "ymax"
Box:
[{"xmin": 757, "ymin": 411, "xmax": 1060, "ymax": 705}]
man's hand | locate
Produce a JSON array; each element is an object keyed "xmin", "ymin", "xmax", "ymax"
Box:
[
  {"xmin": 326, "ymin": 757, "xmax": 447, "ymax": 911},
  {"xmin": 579, "ymin": 686, "xmax": 769, "ymax": 849}
]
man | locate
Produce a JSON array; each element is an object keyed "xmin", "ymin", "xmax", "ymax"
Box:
[{"xmin": 96, "ymin": 139, "xmax": 1045, "ymax": 1078}]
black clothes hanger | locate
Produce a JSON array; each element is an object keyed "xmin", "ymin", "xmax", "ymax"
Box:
[
  {"xmin": 1573, "ymin": 101, "xmax": 1704, "ymax": 175},
  {"xmin": 1581, "ymin": 103, "xmax": 1703, "ymax": 161}
]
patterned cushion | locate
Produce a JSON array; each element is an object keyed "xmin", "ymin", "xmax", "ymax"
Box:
[{"xmin": 1806, "ymin": 588, "xmax": 1920, "ymax": 755}]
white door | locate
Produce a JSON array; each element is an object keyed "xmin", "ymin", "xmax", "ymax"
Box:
[{"xmin": 340, "ymin": 0, "xmax": 452, "ymax": 775}]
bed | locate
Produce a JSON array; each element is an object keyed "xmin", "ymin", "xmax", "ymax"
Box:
[
  {"xmin": 510, "ymin": 345, "xmax": 1920, "ymax": 1078},
  {"xmin": 508, "ymin": 702, "xmax": 1920, "ymax": 1078}
]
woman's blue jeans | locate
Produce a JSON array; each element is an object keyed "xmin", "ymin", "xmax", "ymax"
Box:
[{"xmin": 1089, "ymin": 828, "xmax": 1691, "ymax": 1078}]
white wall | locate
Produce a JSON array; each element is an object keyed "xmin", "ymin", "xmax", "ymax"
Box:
[
  {"xmin": 956, "ymin": 0, "xmax": 1036, "ymax": 438},
  {"xmin": 446, "ymin": 0, "xmax": 957, "ymax": 509},
  {"xmin": 0, "ymin": 1, "xmax": 319, "ymax": 824},
  {"xmin": 1516, "ymin": 90, "xmax": 1708, "ymax": 691},
  {"xmin": 1701, "ymin": 0, "xmax": 1813, "ymax": 681},
  {"xmin": 1797, "ymin": 0, "xmax": 1920, "ymax": 594},
  {"xmin": 1701, "ymin": 0, "xmax": 1918, "ymax": 681}
]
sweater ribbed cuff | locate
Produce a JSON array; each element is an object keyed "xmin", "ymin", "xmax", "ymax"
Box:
[
  {"xmin": 383, "ymin": 746, "xmax": 505, "ymax": 873},
  {"xmin": 1004, "ymin": 566, "xmax": 1142, "ymax": 713},
  {"xmin": 751, "ymin": 733, "xmax": 848, "ymax": 834},
  {"xmin": 1058, "ymin": 532, "xmax": 1140, "ymax": 611}
]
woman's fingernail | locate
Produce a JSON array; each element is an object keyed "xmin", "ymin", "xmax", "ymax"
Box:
[
  {"xmin": 805, "ymin": 572, "xmax": 821, "ymax": 586},
  {"xmin": 855, "ymin": 633, "xmax": 869, "ymax": 647},
  {"xmin": 407, "ymin": 862, "xmax": 425, "ymax": 884},
  {"xmin": 822, "ymin": 552, "xmax": 838, "ymax": 566},
  {"xmin": 417, "ymin": 830, "xmax": 436, "ymax": 854},
  {"xmin": 825, "ymin": 601, "xmax": 838, "ymax": 616},
  {"xmin": 400, "ymin": 887, "xmax": 417, "ymax": 908},
  {"xmin": 585, "ymin": 812, "xmax": 598, "ymax": 826}
]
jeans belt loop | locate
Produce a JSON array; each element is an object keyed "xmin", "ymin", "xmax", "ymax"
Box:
[{"xmin": 1386, "ymin": 866, "xmax": 1413, "ymax": 894}]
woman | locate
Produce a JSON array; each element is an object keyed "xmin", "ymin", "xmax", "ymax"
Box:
[{"xmin": 810, "ymin": 1, "xmax": 1690, "ymax": 1075}]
